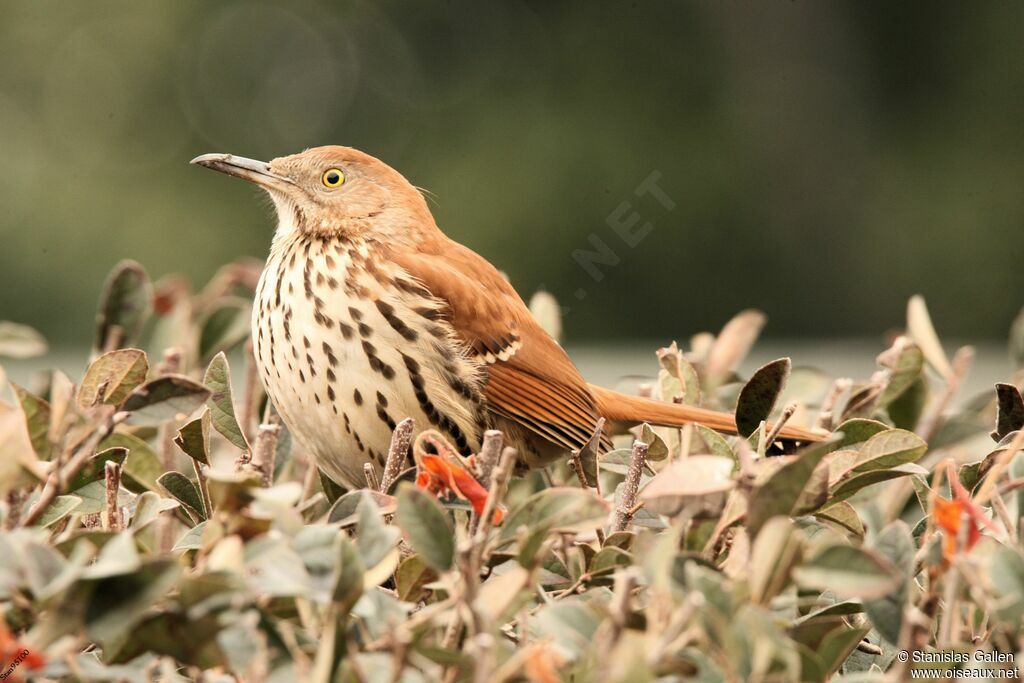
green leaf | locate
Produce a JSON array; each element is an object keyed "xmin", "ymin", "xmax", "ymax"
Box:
[
  {"xmin": 599, "ymin": 448, "xmax": 635, "ymax": 475},
  {"xmin": 395, "ymin": 554, "xmax": 438, "ymax": 602},
  {"xmin": 102, "ymin": 432, "xmax": 162, "ymax": 493},
  {"xmin": 735, "ymin": 358, "xmax": 791, "ymax": 437},
  {"xmin": 10, "ymin": 383, "xmax": 51, "ymax": 458},
  {"xmin": 818, "ymin": 624, "xmax": 871, "ymax": 678},
  {"xmin": 528, "ymin": 602, "xmax": 603, "ymax": 661},
  {"xmin": 174, "ymin": 408, "xmax": 211, "ymax": 465},
  {"xmin": 827, "ymin": 464, "xmax": 928, "ymax": 506},
  {"xmin": 657, "ymin": 342, "xmax": 701, "ymax": 405},
  {"xmin": 84, "ymin": 559, "xmax": 181, "ymax": 644},
  {"xmin": 863, "ymin": 521, "xmax": 914, "ymax": 644},
  {"xmin": 131, "ymin": 491, "xmax": 177, "ymax": 531},
  {"xmin": 832, "ymin": 419, "xmax": 889, "ymax": 450},
  {"xmin": 747, "ymin": 437, "xmax": 837, "ymax": 535},
  {"xmin": 173, "ymin": 521, "xmax": 207, "ymax": 552},
  {"xmin": 907, "ymin": 295, "xmax": 953, "ymax": 380},
  {"xmin": 887, "ymin": 375, "xmax": 927, "ymax": 431},
  {"xmin": 694, "ymin": 424, "xmax": 737, "ymax": 462},
  {"xmin": 814, "ymin": 501, "xmax": 865, "ymax": 539},
  {"xmin": 749, "ymin": 517, "xmax": 802, "ymax": 604},
  {"xmin": 991, "ymin": 545, "xmax": 1024, "ymax": 625},
  {"xmin": 38, "ymin": 494, "xmax": 83, "ymax": 527},
  {"xmin": 640, "ymin": 456, "xmax": 735, "ymax": 518},
  {"xmin": 67, "ymin": 446, "xmax": 128, "ymax": 491},
  {"xmin": 877, "ymin": 343, "xmax": 924, "ymax": 407},
  {"xmin": 395, "ymin": 485, "xmax": 454, "ymax": 571},
  {"xmin": 327, "ymin": 489, "xmax": 395, "ymax": 527},
  {"xmin": 496, "ymin": 487, "xmax": 610, "ymax": 545},
  {"xmin": 77, "ymin": 349, "xmax": 150, "ymax": 410},
  {"xmin": 69, "ymin": 480, "xmax": 132, "ymax": 515},
  {"xmin": 589, "ymin": 546, "xmax": 632, "ymax": 577},
  {"xmin": 121, "ymin": 375, "xmax": 211, "ymax": 424},
  {"xmin": 993, "ymin": 383, "xmax": 1024, "ymax": 441},
  {"xmin": 639, "ymin": 422, "xmax": 670, "ymax": 461},
  {"xmin": 355, "ymin": 492, "xmax": 401, "ymax": 580},
  {"xmin": 94, "ymin": 260, "xmax": 153, "ymax": 352},
  {"xmin": 0, "ymin": 321, "xmax": 48, "ymax": 359},
  {"xmin": 157, "ymin": 471, "xmax": 205, "ymax": 520},
  {"xmin": 851, "ymin": 429, "xmax": 927, "ymax": 472},
  {"xmin": 203, "ymin": 352, "xmax": 249, "ymax": 451},
  {"xmin": 332, "ymin": 533, "xmax": 365, "ymax": 611},
  {"xmin": 198, "ymin": 297, "xmax": 252, "ymax": 362},
  {"xmin": 793, "ymin": 545, "xmax": 900, "ymax": 600}
]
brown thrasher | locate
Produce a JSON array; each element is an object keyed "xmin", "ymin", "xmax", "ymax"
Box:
[{"xmin": 192, "ymin": 146, "xmax": 821, "ymax": 488}]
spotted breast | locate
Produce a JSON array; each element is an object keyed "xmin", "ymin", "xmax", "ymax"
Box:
[{"xmin": 252, "ymin": 229, "xmax": 487, "ymax": 488}]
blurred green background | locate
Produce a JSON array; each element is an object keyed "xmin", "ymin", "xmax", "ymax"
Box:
[{"xmin": 2, "ymin": 1, "xmax": 1023, "ymax": 349}]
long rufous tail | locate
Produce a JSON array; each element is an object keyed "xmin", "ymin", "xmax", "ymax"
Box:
[{"xmin": 588, "ymin": 384, "xmax": 825, "ymax": 443}]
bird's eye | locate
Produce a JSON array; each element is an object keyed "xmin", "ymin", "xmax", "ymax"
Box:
[{"xmin": 322, "ymin": 168, "xmax": 345, "ymax": 188}]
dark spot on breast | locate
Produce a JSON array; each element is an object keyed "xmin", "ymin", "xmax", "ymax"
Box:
[
  {"xmin": 322, "ymin": 342, "xmax": 337, "ymax": 366},
  {"xmin": 353, "ymin": 389, "xmax": 363, "ymax": 406},
  {"xmin": 376, "ymin": 391, "xmax": 388, "ymax": 407},
  {"xmin": 414, "ymin": 306, "xmax": 442, "ymax": 321},
  {"xmin": 375, "ymin": 299, "xmax": 418, "ymax": 341},
  {"xmin": 362, "ymin": 340, "xmax": 395, "ymax": 379},
  {"xmin": 358, "ymin": 322, "xmax": 372, "ymax": 338},
  {"xmin": 339, "ymin": 321, "xmax": 354, "ymax": 340},
  {"xmin": 376, "ymin": 404, "xmax": 397, "ymax": 431},
  {"xmin": 348, "ymin": 306, "xmax": 363, "ymax": 321}
]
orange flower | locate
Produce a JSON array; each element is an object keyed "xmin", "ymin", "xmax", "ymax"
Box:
[
  {"xmin": 413, "ymin": 431, "xmax": 504, "ymax": 524},
  {"xmin": 932, "ymin": 464, "xmax": 997, "ymax": 561},
  {"xmin": 522, "ymin": 642, "xmax": 564, "ymax": 683}
]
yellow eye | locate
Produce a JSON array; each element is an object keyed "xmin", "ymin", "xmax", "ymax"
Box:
[{"xmin": 322, "ymin": 168, "xmax": 345, "ymax": 188}]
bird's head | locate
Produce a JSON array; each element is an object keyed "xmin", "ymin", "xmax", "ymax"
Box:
[{"xmin": 191, "ymin": 146, "xmax": 436, "ymax": 243}]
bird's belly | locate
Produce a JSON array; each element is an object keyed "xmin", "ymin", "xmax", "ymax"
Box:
[{"xmin": 251, "ymin": 234, "xmax": 485, "ymax": 488}]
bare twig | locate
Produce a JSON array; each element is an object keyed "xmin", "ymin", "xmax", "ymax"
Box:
[
  {"xmin": 473, "ymin": 430, "xmax": 503, "ymax": 487},
  {"xmin": 103, "ymin": 460, "xmax": 122, "ymax": 531},
  {"xmin": 815, "ymin": 378, "xmax": 851, "ymax": 432},
  {"xmin": 976, "ymin": 428, "xmax": 1024, "ymax": 507},
  {"xmin": 612, "ymin": 440, "xmax": 648, "ymax": 532},
  {"xmin": 990, "ymin": 490, "xmax": 1017, "ymax": 544},
  {"xmin": 608, "ymin": 568, "xmax": 638, "ymax": 645},
  {"xmin": 764, "ymin": 402, "xmax": 798, "ymax": 447},
  {"xmin": 192, "ymin": 459, "xmax": 212, "ymax": 518},
  {"xmin": 938, "ymin": 509, "xmax": 971, "ymax": 647},
  {"xmin": 380, "ymin": 418, "xmax": 414, "ymax": 493},
  {"xmin": 471, "ymin": 447, "xmax": 517, "ymax": 561},
  {"xmin": 917, "ymin": 345, "xmax": 974, "ymax": 442},
  {"xmin": 250, "ymin": 408, "xmax": 282, "ymax": 487},
  {"xmin": 568, "ymin": 418, "xmax": 605, "ymax": 494},
  {"xmin": 240, "ymin": 338, "xmax": 262, "ymax": 444},
  {"xmin": 21, "ymin": 408, "xmax": 125, "ymax": 527}
]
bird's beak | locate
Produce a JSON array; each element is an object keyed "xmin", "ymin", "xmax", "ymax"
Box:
[{"xmin": 190, "ymin": 153, "xmax": 294, "ymax": 191}]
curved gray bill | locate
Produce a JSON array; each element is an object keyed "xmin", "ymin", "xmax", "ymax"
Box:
[{"xmin": 190, "ymin": 153, "xmax": 293, "ymax": 189}]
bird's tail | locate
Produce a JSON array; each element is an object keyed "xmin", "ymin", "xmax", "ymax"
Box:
[{"xmin": 588, "ymin": 384, "xmax": 825, "ymax": 443}]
